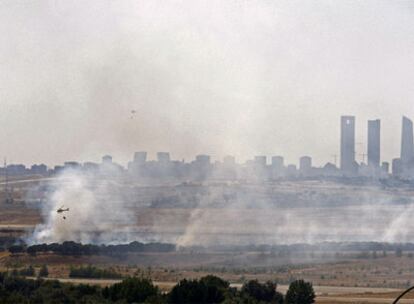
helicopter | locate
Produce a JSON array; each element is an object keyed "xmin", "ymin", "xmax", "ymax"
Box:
[
  {"xmin": 57, "ymin": 206, "xmax": 69, "ymax": 213},
  {"xmin": 57, "ymin": 206, "xmax": 69, "ymax": 219},
  {"xmin": 130, "ymin": 109, "xmax": 137, "ymax": 119}
]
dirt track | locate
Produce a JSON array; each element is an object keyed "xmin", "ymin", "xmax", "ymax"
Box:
[{"xmin": 317, "ymin": 296, "xmax": 410, "ymax": 303}]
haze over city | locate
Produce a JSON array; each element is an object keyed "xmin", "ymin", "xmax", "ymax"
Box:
[
  {"xmin": 1, "ymin": 1, "xmax": 414, "ymax": 166},
  {"xmin": 4, "ymin": 2, "xmax": 414, "ymax": 303}
]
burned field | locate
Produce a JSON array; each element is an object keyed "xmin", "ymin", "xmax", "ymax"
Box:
[{"xmin": 1, "ymin": 176, "xmax": 414, "ymax": 303}]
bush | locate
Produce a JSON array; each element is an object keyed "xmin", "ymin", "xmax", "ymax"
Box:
[
  {"xmin": 169, "ymin": 275, "xmax": 229, "ymax": 304},
  {"xmin": 200, "ymin": 275, "xmax": 230, "ymax": 303},
  {"xmin": 25, "ymin": 241, "xmax": 175, "ymax": 256},
  {"xmin": 285, "ymin": 279, "xmax": 315, "ymax": 304},
  {"xmin": 241, "ymin": 279, "xmax": 283, "ymax": 303},
  {"xmin": 39, "ymin": 265, "xmax": 49, "ymax": 277},
  {"xmin": 199, "ymin": 275, "xmax": 229, "ymax": 290},
  {"xmin": 0, "ymin": 273, "xmax": 107, "ymax": 303},
  {"xmin": 19, "ymin": 265, "xmax": 35, "ymax": 277},
  {"xmin": 0, "ymin": 271, "xmax": 319, "ymax": 304},
  {"xmin": 8, "ymin": 245, "xmax": 25, "ymax": 254},
  {"xmin": 103, "ymin": 277, "xmax": 160, "ymax": 303},
  {"xmin": 168, "ymin": 279, "xmax": 208, "ymax": 304},
  {"xmin": 69, "ymin": 265, "xmax": 122, "ymax": 279}
]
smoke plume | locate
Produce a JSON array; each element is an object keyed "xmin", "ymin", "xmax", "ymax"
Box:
[
  {"xmin": 27, "ymin": 168, "xmax": 414, "ymax": 246},
  {"xmin": 28, "ymin": 168, "xmax": 136, "ymax": 245}
]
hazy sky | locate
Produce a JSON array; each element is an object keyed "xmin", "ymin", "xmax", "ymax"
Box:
[{"xmin": 1, "ymin": 0, "xmax": 414, "ymax": 167}]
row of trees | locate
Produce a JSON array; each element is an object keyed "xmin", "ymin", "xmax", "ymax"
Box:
[
  {"xmin": 0, "ymin": 272, "xmax": 315, "ymax": 303},
  {"xmin": 8, "ymin": 241, "xmax": 414, "ymax": 258},
  {"xmin": 69, "ymin": 266, "xmax": 122, "ymax": 279},
  {"xmin": 8, "ymin": 241, "xmax": 175, "ymax": 256}
]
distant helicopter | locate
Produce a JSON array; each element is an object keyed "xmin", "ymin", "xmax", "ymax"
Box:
[
  {"xmin": 57, "ymin": 206, "xmax": 69, "ymax": 219},
  {"xmin": 130, "ymin": 109, "xmax": 137, "ymax": 119}
]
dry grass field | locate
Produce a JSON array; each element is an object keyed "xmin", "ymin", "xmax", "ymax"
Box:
[
  {"xmin": 2, "ymin": 251, "xmax": 414, "ymax": 303},
  {"xmin": 2, "ymin": 178, "xmax": 414, "ymax": 303}
]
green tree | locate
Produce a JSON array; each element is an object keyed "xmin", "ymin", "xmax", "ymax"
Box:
[
  {"xmin": 200, "ymin": 275, "xmax": 229, "ymax": 303},
  {"xmin": 69, "ymin": 265, "xmax": 122, "ymax": 279},
  {"xmin": 199, "ymin": 275, "xmax": 229, "ymax": 290},
  {"xmin": 103, "ymin": 277, "xmax": 160, "ymax": 303},
  {"xmin": 168, "ymin": 276, "xmax": 229, "ymax": 304},
  {"xmin": 285, "ymin": 280, "xmax": 315, "ymax": 304},
  {"xmin": 168, "ymin": 279, "xmax": 208, "ymax": 304},
  {"xmin": 241, "ymin": 279, "xmax": 283, "ymax": 303}
]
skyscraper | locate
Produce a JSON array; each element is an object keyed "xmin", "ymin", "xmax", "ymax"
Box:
[
  {"xmin": 340, "ymin": 116, "xmax": 356, "ymax": 174},
  {"xmin": 401, "ymin": 116, "xmax": 414, "ymax": 164},
  {"xmin": 367, "ymin": 119, "xmax": 380, "ymax": 167}
]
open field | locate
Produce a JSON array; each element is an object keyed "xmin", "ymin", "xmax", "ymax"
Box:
[
  {"xmin": 2, "ymin": 177, "xmax": 414, "ymax": 303},
  {"xmin": 3, "ymin": 251, "xmax": 414, "ymax": 289}
]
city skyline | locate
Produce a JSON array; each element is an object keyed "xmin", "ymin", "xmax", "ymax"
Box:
[
  {"xmin": 2, "ymin": 2, "xmax": 414, "ymax": 299},
  {"xmin": 3, "ymin": 115, "xmax": 413, "ymax": 174},
  {"xmin": 1, "ymin": 2, "xmax": 414, "ymax": 166}
]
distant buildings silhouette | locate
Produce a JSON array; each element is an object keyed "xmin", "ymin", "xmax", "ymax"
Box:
[{"xmin": 3, "ymin": 116, "xmax": 414, "ymax": 181}]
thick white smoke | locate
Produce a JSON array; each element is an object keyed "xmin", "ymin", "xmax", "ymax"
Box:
[
  {"xmin": 27, "ymin": 170, "xmax": 414, "ymax": 247},
  {"xmin": 175, "ymin": 185, "xmax": 414, "ymax": 247},
  {"xmin": 28, "ymin": 168, "xmax": 136, "ymax": 245}
]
